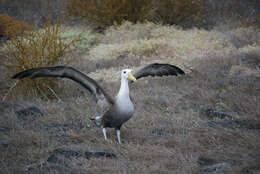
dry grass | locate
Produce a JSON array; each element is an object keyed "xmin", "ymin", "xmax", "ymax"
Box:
[
  {"xmin": 60, "ymin": 26, "xmax": 102, "ymax": 52},
  {"xmin": 1, "ymin": 21, "xmax": 79, "ymax": 100},
  {"xmin": 0, "ymin": 21, "xmax": 260, "ymax": 174},
  {"xmin": 87, "ymin": 21, "xmax": 238, "ymax": 65}
]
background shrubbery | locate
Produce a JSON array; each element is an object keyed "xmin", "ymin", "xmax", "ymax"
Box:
[
  {"xmin": 65, "ymin": 0, "xmax": 260, "ymax": 29},
  {"xmin": 0, "ymin": 0, "xmax": 259, "ymax": 29},
  {"xmin": 204, "ymin": 0, "xmax": 260, "ymax": 28},
  {"xmin": 65, "ymin": 0, "xmax": 206, "ymax": 28},
  {"xmin": 66, "ymin": 0, "xmax": 152, "ymax": 28},
  {"xmin": 0, "ymin": 14, "xmax": 31, "ymax": 39},
  {"xmin": 150, "ymin": 0, "xmax": 205, "ymax": 28},
  {"xmin": 0, "ymin": 0, "xmax": 63, "ymax": 23}
]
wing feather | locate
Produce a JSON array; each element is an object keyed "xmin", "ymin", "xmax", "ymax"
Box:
[
  {"xmin": 12, "ymin": 66, "xmax": 114, "ymax": 109},
  {"xmin": 133, "ymin": 63, "xmax": 185, "ymax": 80}
]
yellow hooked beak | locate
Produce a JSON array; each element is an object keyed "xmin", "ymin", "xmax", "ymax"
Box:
[{"xmin": 128, "ymin": 73, "xmax": 137, "ymax": 82}]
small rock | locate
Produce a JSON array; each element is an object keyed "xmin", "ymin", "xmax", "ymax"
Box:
[
  {"xmin": 46, "ymin": 154, "xmax": 60, "ymax": 164},
  {"xmin": 201, "ymin": 162, "xmax": 232, "ymax": 174},
  {"xmin": 204, "ymin": 120, "xmax": 260, "ymax": 130},
  {"xmin": 198, "ymin": 155, "xmax": 235, "ymax": 174},
  {"xmin": 85, "ymin": 149, "xmax": 117, "ymax": 159},
  {"xmin": 0, "ymin": 125, "xmax": 9, "ymax": 132},
  {"xmin": 0, "ymin": 139, "xmax": 8, "ymax": 148},
  {"xmin": 150, "ymin": 128, "xmax": 166, "ymax": 136},
  {"xmin": 198, "ymin": 156, "xmax": 216, "ymax": 166},
  {"xmin": 15, "ymin": 106, "xmax": 43, "ymax": 120},
  {"xmin": 54, "ymin": 148, "xmax": 82, "ymax": 158},
  {"xmin": 200, "ymin": 107, "xmax": 233, "ymax": 120},
  {"xmin": 24, "ymin": 147, "xmax": 117, "ymax": 171},
  {"xmin": 0, "ymin": 102, "xmax": 43, "ymax": 120},
  {"xmin": 53, "ymin": 147, "xmax": 117, "ymax": 159},
  {"xmin": 116, "ymin": 54, "xmax": 128, "ymax": 61},
  {"xmin": 0, "ymin": 102, "xmax": 22, "ymax": 111}
]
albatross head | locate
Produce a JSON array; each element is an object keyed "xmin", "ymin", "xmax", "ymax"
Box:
[{"xmin": 121, "ymin": 69, "xmax": 136, "ymax": 82}]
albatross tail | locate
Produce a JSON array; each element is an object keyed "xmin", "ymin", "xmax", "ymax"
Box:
[{"xmin": 90, "ymin": 115, "xmax": 102, "ymax": 127}]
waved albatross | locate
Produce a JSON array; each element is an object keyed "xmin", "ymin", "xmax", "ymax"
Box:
[{"xmin": 12, "ymin": 63, "xmax": 185, "ymax": 143}]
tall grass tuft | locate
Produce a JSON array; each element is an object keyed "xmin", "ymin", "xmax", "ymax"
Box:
[{"xmin": 3, "ymin": 20, "xmax": 76, "ymax": 100}]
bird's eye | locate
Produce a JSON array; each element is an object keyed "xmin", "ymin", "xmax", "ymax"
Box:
[{"xmin": 123, "ymin": 71, "xmax": 126, "ymax": 74}]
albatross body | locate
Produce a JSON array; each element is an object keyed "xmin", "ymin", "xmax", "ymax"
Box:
[
  {"xmin": 12, "ymin": 63, "xmax": 185, "ymax": 144},
  {"xmin": 100, "ymin": 69, "xmax": 135, "ymax": 143}
]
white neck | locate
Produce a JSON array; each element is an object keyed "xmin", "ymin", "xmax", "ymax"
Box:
[{"xmin": 117, "ymin": 77, "xmax": 129, "ymax": 98}]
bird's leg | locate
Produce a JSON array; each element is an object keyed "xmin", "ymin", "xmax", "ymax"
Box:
[
  {"xmin": 102, "ymin": 128, "xmax": 107, "ymax": 140},
  {"xmin": 116, "ymin": 129, "xmax": 121, "ymax": 144}
]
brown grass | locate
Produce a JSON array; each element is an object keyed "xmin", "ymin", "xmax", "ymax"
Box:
[{"xmin": 2, "ymin": 20, "xmax": 78, "ymax": 100}]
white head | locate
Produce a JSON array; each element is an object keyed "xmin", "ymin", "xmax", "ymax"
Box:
[{"xmin": 121, "ymin": 69, "xmax": 136, "ymax": 82}]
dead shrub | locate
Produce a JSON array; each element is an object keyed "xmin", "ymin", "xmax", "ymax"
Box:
[
  {"xmin": 0, "ymin": 0, "xmax": 64, "ymax": 24},
  {"xmin": 150, "ymin": 0, "xmax": 206, "ymax": 28},
  {"xmin": 65, "ymin": 0, "xmax": 206, "ymax": 28},
  {"xmin": 3, "ymin": 20, "xmax": 76, "ymax": 100},
  {"xmin": 204, "ymin": 0, "xmax": 260, "ymax": 29},
  {"xmin": 65, "ymin": 0, "xmax": 152, "ymax": 28},
  {"xmin": 0, "ymin": 14, "xmax": 31, "ymax": 39}
]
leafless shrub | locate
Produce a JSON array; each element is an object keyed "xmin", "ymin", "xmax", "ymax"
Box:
[
  {"xmin": 66, "ymin": 0, "xmax": 152, "ymax": 28},
  {"xmin": 0, "ymin": 0, "xmax": 65, "ymax": 23},
  {"xmin": 2, "ymin": 20, "xmax": 77, "ymax": 100},
  {"xmin": 150, "ymin": 0, "xmax": 206, "ymax": 28}
]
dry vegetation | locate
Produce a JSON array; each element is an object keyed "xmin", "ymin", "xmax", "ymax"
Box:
[
  {"xmin": 0, "ymin": 0, "xmax": 64, "ymax": 23},
  {"xmin": 1, "ymin": 21, "xmax": 80, "ymax": 99},
  {"xmin": 0, "ymin": 14, "xmax": 31, "ymax": 39},
  {"xmin": 65, "ymin": 0, "xmax": 207, "ymax": 29},
  {"xmin": 66, "ymin": 0, "xmax": 152, "ymax": 28},
  {"xmin": 151, "ymin": 0, "xmax": 205, "ymax": 27},
  {"xmin": 0, "ymin": 0, "xmax": 260, "ymax": 173}
]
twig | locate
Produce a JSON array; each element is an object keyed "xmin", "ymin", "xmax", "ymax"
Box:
[
  {"xmin": 2, "ymin": 80, "xmax": 19, "ymax": 101},
  {"xmin": 47, "ymin": 85, "xmax": 62, "ymax": 102}
]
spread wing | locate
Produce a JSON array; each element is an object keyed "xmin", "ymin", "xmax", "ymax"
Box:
[
  {"xmin": 12, "ymin": 66, "xmax": 114, "ymax": 110},
  {"xmin": 133, "ymin": 63, "xmax": 185, "ymax": 80}
]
